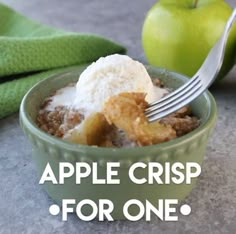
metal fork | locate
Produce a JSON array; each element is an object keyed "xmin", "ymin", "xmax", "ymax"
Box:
[{"xmin": 145, "ymin": 9, "xmax": 236, "ymax": 122}]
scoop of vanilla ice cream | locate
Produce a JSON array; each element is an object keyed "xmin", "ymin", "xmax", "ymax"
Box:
[{"xmin": 72, "ymin": 54, "xmax": 167, "ymax": 116}]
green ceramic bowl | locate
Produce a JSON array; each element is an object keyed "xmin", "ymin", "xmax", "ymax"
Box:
[{"xmin": 20, "ymin": 65, "xmax": 217, "ymax": 220}]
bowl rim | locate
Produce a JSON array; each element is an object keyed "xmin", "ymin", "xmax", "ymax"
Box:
[{"xmin": 20, "ymin": 65, "xmax": 217, "ymax": 157}]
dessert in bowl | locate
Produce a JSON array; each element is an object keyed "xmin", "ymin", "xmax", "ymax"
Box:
[
  {"xmin": 37, "ymin": 55, "xmax": 200, "ymax": 147},
  {"xmin": 20, "ymin": 55, "xmax": 217, "ymax": 219}
]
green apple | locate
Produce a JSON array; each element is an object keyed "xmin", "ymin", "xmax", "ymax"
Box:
[{"xmin": 142, "ymin": 0, "xmax": 236, "ymax": 80}]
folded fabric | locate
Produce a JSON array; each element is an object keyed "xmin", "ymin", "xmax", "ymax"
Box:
[{"xmin": 0, "ymin": 3, "xmax": 126, "ymax": 119}]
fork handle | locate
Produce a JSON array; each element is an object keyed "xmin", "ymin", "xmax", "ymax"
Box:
[{"xmin": 196, "ymin": 8, "xmax": 236, "ymax": 89}]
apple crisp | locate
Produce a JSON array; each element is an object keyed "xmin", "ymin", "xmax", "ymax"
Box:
[{"xmin": 37, "ymin": 79, "xmax": 200, "ymax": 147}]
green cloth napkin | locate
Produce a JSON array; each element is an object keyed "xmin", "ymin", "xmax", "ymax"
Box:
[{"xmin": 0, "ymin": 3, "xmax": 126, "ymax": 119}]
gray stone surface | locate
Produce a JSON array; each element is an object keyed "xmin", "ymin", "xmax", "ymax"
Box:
[{"xmin": 0, "ymin": 0, "xmax": 236, "ymax": 233}]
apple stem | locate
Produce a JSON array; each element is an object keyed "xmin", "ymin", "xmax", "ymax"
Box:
[{"xmin": 193, "ymin": 0, "xmax": 199, "ymax": 8}]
